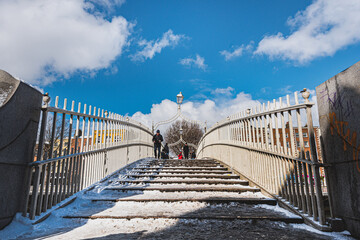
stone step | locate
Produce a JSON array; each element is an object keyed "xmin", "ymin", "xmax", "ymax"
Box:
[
  {"xmin": 126, "ymin": 174, "xmax": 240, "ymax": 179},
  {"xmin": 104, "ymin": 186, "xmax": 260, "ymax": 192},
  {"xmin": 63, "ymin": 215, "xmax": 303, "ymax": 223},
  {"xmin": 91, "ymin": 198, "xmax": 277, "ymax": 205},
  {"xmin": 133, "ymin": 167, "xmax": 229, "ymax": 171},
  {"xmin": 139, "ymin": 164, "xmax": 222, "ymax": 167},
  {"xmin": 113, "ymin": 179, "xmax": 249, "ymax": 185},
  {"xmin": 63, "ymin": 202, "xmax": 302, "ymax": 224},
  {"xmin": 147, "ymin": 159, "xmax": 216, "ymax": 163},
  {"xmin": 130, "ymin": 170, "xmax": 232, "ymax": 174}
]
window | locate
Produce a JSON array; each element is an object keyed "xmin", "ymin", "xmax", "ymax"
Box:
[
  {"xmin": 295, "ymin": 133, "xmax": 299, "ymax": 138},
  {"xmin": 297, "ymin": 141, "xmax": 300, "ymax": 147},
  {"xmin": 286, "ymin": 142, "xmax": 290, "ymax": 148},
  {"xmin": 304, "ymin": 141, "xmax": 309, "ymax": 147},
  {"xmin": 303, "ymin": 132, "xmax": 308, "ymax": 138},
  {"xmin": 286, "ymin": 133, "xmax": 289, "ymax": 138}
]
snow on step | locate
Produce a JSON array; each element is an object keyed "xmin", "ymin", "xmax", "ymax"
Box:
[
  {"xmin": 126, "ymin": 174, "xmax": 240, "ymax": 179},
  {"xmin": 3, "ymin": 158, "xmax": 345, "ymax": 240},
  {"xmin": 131, "ymin": 170, "xmax": 232, "ymax": 174},
  {"xmin": 112, "ymin": 179, "xmax": 249, "ymax": 185},
  {"xmin": 133, "ymin": 167, "xmax": 229, "ymax": 170},
  {"xmin": 63, "ymin": 201, "xmax": 302, "ymax": 224},
  {"xmin": 104, "ymin": 185, "xmax": 260, "ymax": 193},
  {"xmin": 85, "ymin": 190, "xmax": 267, "ymax": 201}
]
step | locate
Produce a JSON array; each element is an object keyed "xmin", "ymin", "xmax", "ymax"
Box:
[
  {"xmin": 130, "ymin": 170, "xmax": 232, "ymax": 174},
  {"xmin": 91, "ymin": 198, "xmax": 277, "ymax": 205},
  {"xmin": 113, "ymin": 179, "xmax": 249, "ymax": 185},
  {"xmin": 104, "ymin": 186, "xmax": 260, "ymax": 192},
  {"xmin": 126, "ymin": 174, "xmax": 240, "ymax": 179},
  {"xmin": 139, "ymin": 164, "xmax": 222, "ymax": 167},
  {"xmin": 63, "ymin": 201, "xmax": 302, "ymax": 224},
  {"xmin": 133, "ymin": 167, "xmax": 229, "ymax": 171},
  {"xmin": 139, "ymin": 164, "xmax": 224, "ymax": 168},
  {"xmin": 63, "ymin": 215, "xmax": 303, "ymax": 223},
  {"xmin": 147, "ymin": 160, "xmax": 217, "ymax": 163}
]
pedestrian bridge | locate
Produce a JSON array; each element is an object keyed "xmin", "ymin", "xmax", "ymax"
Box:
[{"xmin": 0, "ymin": 69, "xmax": 358, "ymax": 239}]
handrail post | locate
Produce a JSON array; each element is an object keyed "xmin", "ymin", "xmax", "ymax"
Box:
[
  {"xmin": 302, "ymin": 89, "xmax": 326, "ymax": 225},
  {"xmin": 29, "ymin": 93, "xmax": 50, "ymax": 220}
]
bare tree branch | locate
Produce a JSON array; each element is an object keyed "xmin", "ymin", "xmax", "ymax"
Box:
[{"xmin": 164, "ymin": 120, "xmax": 204, "ymax": 155}]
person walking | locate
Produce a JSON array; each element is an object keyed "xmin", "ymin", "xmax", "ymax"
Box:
[
  {"xmin": 152, "ymin": 130, "xmax": 163, "ymax": 159},
  {"xmin": 191, "ymin": 151, "xmax": 196, "ymax": 159},
  {"xmin": 183, "ymin": 143, "xmax": 189, "ymax": 159},
  {"xmin": 178, "ymin": 151, "xmax": 183, "ymax": 160}
]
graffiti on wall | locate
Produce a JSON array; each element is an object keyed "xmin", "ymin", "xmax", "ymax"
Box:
[
  {"xmin": 318, "ymin": 87, "xmax": 359, "ymax": 173},
  {"xmin": 326, "ymin": 112, "xmax": 360, "ymax": 173},
  {"xmin": 319, "ymin": 89, "xmax": 354, "ymax": 118}
]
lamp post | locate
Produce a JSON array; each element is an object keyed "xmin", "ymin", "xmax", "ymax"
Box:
[
  {"xmin": 176, "ymin": 92, "xmax": 184, "ymax": 109},
  {"xmin": 180, "ymin": 127, "xmax": 183, "ymax": 139}
]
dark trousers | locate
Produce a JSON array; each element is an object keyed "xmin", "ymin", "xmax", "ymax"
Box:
[
  {"xmin": 184, "ymin": 151, "xmax": 189, "ymax": 159},
  {"xmin": 154, "ymin": 145, "xmax": 161, "ymax": 158}
]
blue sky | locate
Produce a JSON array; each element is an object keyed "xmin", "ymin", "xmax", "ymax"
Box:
[{"xmin": 1, "ymin": 0, "xmax": 360, "ymax": 126}]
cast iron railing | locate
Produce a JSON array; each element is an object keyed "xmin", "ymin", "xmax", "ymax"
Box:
[
  {"xmin": 22, "ymin": 95, "xmax": 153, "ymax": 220},
  {"xmin": 196, "ymin": 89, "xmax": 333, "ymax": 227}
]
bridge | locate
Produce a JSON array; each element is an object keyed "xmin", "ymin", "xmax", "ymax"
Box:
[{"xmin": 0, "ymin": 66, "xmax": 359, "ymax": 239}]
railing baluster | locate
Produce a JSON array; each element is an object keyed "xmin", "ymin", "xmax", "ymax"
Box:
[
  {"xmin": 58, "ymin": 99, "xmax": 67, "ymax": 202},
  {"xmin": 303, "ymin": 91, "xmax": 326, "ymax": 225},
  {"xmin": 294, "ymin": 92, "xmax": 307, "ymax": 213},
  {"xmin": 65, "ymin": 101, "xmax": 75, "ymax": 198},
  {"xmin": 306, "ymin": 151, "xmax": 317, "ymax": 219},
  {"xmin": 48, "ymin": 102, "xmax": 59, "ymax": 208},
  {"xmin": 30, "ymin": 94, "xmax": 49, "ymax": 219},
  {"xmin": 274, "ymin": 99, "xmax": 281, "ymax": 153}
]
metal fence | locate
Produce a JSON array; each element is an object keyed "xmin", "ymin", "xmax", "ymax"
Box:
[
  {"xmin": 196, "ymin": 89, "xmax": 332, "ymax": 227},
  {"xmin": 22, "ymin": 94, "xmax": 153, "ymax": 220}
]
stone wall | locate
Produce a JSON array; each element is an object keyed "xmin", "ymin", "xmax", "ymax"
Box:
[
  {"xmin": 0, "ymin": 70, "xmax": 42, "ymax": 229},
  {"xmin": 316, "ymin": 61, "xmax": 360, "ymax": 238}
]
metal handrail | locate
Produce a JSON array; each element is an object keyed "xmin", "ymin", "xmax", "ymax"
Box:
[
  {"xmin": 22, "ymin": 95, "xmax": 153, "ymax": 220},
  {"xmin": 196, "ymin": 89, "xmax": 331, "ymax": 227}
]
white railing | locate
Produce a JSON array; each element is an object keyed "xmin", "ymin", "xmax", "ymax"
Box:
[
  {"xmin": 197, "ymin": 89, "xmax": 332, "ymax": 228},
  {"xmin": 23, "ymin": 94, "xmax": 153, "ymax": 220}
]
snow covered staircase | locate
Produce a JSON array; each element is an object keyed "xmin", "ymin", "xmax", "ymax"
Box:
[
  {"xmin": 64, "ymin": 158, "xmax": 303, "ymax": 224},
  {"xmin": 13, "ymin": 158, "xmax": 343, "ymax": 239}
]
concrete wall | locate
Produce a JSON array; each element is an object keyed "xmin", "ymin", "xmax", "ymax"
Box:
[
  {"xmin": 316, "ymin": 61, "xmax": 360, "ymax": 238},
  {"xmin": 0, "ymin": 70, "xmax": 42, "ymax": 229}
]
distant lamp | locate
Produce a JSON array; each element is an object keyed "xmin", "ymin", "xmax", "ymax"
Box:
[{"xmin": 176, "ymin": 92, "xmax": 184, "ymax": 105}]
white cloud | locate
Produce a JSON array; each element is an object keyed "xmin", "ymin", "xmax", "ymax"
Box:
[
  {"xmin": 88, "ymin": 0, "xmax": 126, "ymax": 9},
  {"xmin": 179, "ymin": 54, "xmax": 207, "ymax": 70},
  {"xmin": 131, "ymin": 90, "xmax": 260, "ymax": 131},
  {"xmin": 220, "ymin": 43, "xmax": 253, "ymax": 61},
  {"xmin": 211, "ymin": 87, "xmax": 235, "ymax": 96},
  {"xmin": 130, "ymin": 29, "xmax": 185, "ymax": 62},
  {"xmin": 254, "ymin": 0, "xmax": 360, "ymax": 63},
  {"xmin": 0, "ymin": 0, "xmax": 132, "ymax": 85},
  {"xmin": 278, "ymin": 85, "xmax": 292, "ymax": 94},
  {"xmin": 132, "ymin": 88, "xmax": 320, "ymax": 137}
]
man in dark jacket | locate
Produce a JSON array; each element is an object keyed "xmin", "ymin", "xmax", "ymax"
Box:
[
  {"xmin": 183, "ymin": 143, "xmax": 189, "ymax": 159},
  {"xmin": 152, "ymin": 130, "xmax": 163, "ymax": 158}
]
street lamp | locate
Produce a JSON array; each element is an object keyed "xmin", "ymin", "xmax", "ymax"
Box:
[
  {"xmin": 180, "ymin": 127, "xmax": 183, "ymax": 137},
  {"xmin": 176, "ymin": 92, "xmax": 184, "ymax": 106}
]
